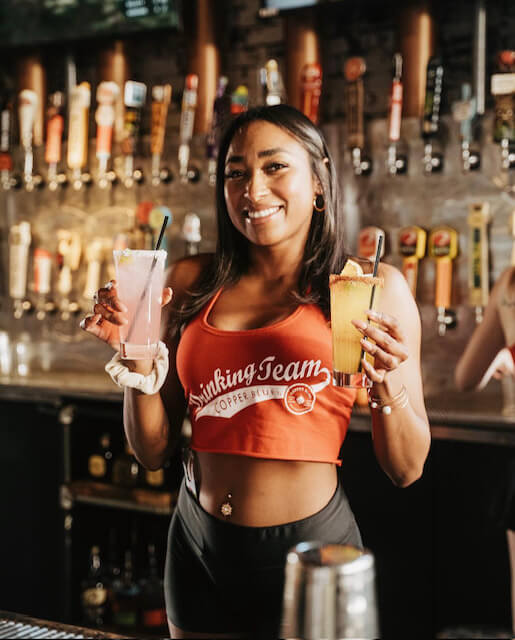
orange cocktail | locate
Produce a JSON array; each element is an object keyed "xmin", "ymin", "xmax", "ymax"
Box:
[{"xmin": 329, "ymin": 270, "xmax": 383, "ymax": 388}]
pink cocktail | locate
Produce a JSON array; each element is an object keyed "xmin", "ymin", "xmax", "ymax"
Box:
[{"xmin": 113, "ymin": 249, "xmax": 167, "ymax": 359}]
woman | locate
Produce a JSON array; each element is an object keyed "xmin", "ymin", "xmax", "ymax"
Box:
[
  {"xmin": 81, "ymin": 105, "xmax": 430, "ymax": 638},
  {"xmin": 455, "ymin": 266, "xmax": 515, "ymax": 391},
  {"xmin": 455, "ymin": 266, "xmax": 515, "ymax": 634}
]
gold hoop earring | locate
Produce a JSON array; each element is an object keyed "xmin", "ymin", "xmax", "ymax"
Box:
[{"xmin": 313, "ymin": 194, "xmax": 325, "ymax": 213}]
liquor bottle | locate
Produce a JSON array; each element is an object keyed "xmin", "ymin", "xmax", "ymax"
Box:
[
  {"xmin": 139, "ymin": 543, "xmax": 167, "ymax": 632},
  {"xmin": 112, "ymin": 440, "xmax": 140, "ymax": 488},
  {"xmin": 80, "ymin": 545, "xmax": 108, "ymax": 627},
  {"xmin": 87, "ymin": 433, "xmax": 113, "ymax": 481},
  {"xmin": 105, "ymin": 527, "xmax": 121, "ymax": 620},
  {"xmin": 144, "ymin": 466, "xmax": 165, "ymax": 490},
  {"xmin": 111, "ymin": 549, "xmax": 140, "ymax": 628}
]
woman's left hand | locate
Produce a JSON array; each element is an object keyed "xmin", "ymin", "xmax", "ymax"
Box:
[{"xmin": 352, "ymin": 309, "xmax": 409, "ymax": 384}]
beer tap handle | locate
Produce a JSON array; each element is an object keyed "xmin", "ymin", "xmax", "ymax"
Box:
[
  {"xmin": 387, "ymin": 53, "xmax": 407, "ymax": 175},
  {"xmin": 263, "ymin": 59, "xmax": 284, "ymax": 106},
  {"xmin": 121, "ymin": 81, "xmax": 147, "ymax": 188},
  {"xmin": 0, "ymin": 94, "xmax": 20, "ymax": 189},
  {"xmin": 67, "ymin": 82, "xmax": 91, "ymax": 190},
  {"xmin": 399, "ymin": 226, "xmax": 427, "ymax": 299},
  {"xmin": 178, "ymin": 74, "xmax": 199, "ymax": 184},
  {"xmin": 207, "ymin": 76, "xmax": 230, "ymax": 187},
  {"xmin": 344, "ymin": 57, "xmax": 372, "ymax": 176},
  {"xmin": 467, "ymin": 203, "xmax": 490, "ymax": 324},
  {"xmin": 511, "ymin": 210, "xmax": 515, "ymax": 267},
  {"xmin": 358, "ymin": 226, "xmax": 385, "ymax": 262},
  {"xmin": 95, "ymin": 81, "xmax": 119, "ymax": 189},
  {"xmin": 45, "ymin": 91, "xmax": 67, "ymax": 191},
  {"xmin": 422, "ymin": 57, "xmax": 444, "ymax": 174},
  {"xmin": 18, "ymin": 89, "xmax": 43, "ymax": 190},
  {"xmin": 33, "ymin": 248, "xmax": 55, "ymax": 320},
  {"xmin": 452, "ymin": 83, "xmax": 480, "ymax": 172},
  {"xmin": 182, "ymin": 212, "xmax": 202, "ymax": 256},
  {"xmin": 491, "ymin": 51, "xmax": 515, "ymax": 173},
  {"xmin": 231, "ymin": 85, "xmax": 249, "ymax": 116},
  {"xmin": 428, "ymin": 226, "xmax": 458, "ymax": 336},
  {"xmin": 300, "ymin": 63, "xmax": 322, "ymax": 125},
  {"xmin": 82, "ymin": 239, "xmax": 104, "ymax": 307},
  {"xmin": 150, "ymin": 84, "xmax": 173, "ymax": 186},
  {"xmin": 9, "ymin": 221, "xmax": 32, "ymax": 319}
]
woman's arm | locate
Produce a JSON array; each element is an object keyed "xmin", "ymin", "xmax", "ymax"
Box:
[
  {"xmin": 354, "ymin": 263, "xmax": 430, "ymax": 487},
  {"xmin": 122, "ymin": 255, "xmax": 210, "ymax": 470},
  {"xmin": 454, "ymin": 268, "xmax": 510, "ymax": 391}
]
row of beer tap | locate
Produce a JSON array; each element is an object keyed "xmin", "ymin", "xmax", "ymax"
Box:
[
  {"xmin": 7, "ymin": 205, "xmax": 202, "ymax": 323},
  {"xmin": 0, "ymin": 48, "xmax": 514, "ymax": 194},
  {"xmin": 2, "ymin": 73, "xmax": 208, "ymax": 193},
  {"xmin": 345, "ymin": 50, "xmax": 515, "ymax": 177},
  {"xmin": 359, "ymin": 201, "xmax": 497, "ymax": 337},
  {"xmin": 5, "ymin": 196, "xmax": 497, "ymax": 342}
]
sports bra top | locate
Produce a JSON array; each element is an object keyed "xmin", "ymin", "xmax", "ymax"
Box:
[{"xmin": 176, "ymin": 288, "xmax": 356, "ymax": 465}]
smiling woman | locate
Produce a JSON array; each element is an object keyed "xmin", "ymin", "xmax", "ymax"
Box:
[
  {"xmin": 223, "ymin": 122, "xmax": 317, "ymax": 250},
  {"xmin": 80, "ymin": 104, "xmax": 430, "ymax": 638}
]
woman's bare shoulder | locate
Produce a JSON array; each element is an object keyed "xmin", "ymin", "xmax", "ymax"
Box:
[
  {"xmin": 165, "ymin": 253, "xmax": 214, "ymax": 302},
  {"xmin": 377, "ymin": 262, "xmax": 408, "ymax": 292}
]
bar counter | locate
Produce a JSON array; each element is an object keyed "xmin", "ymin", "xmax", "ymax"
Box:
[
  {"xmin": 1, "ymin": 371, "xmax": 513, "ymax": 639},
  {"xmin": 1, "ymin": 371, "xmax": 514, "ymax": 445},
  {"xmin": 0, "ymin": 610, "xmax": 127, "ymax": 639}
]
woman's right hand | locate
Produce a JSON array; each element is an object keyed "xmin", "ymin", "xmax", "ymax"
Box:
[
  {"xmin": 79, "ymin": 280, "xmax": 173, "ymax": 351},
  {"xmin": 477, "ymin": 347, "xmax": 515, "ymax": 390},
  {"xmin": 79, "ymin": 280, "xmax": 127, "ymax": 351}
]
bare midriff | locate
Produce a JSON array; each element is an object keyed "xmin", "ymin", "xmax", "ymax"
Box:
[{"xmin": 196, "ymin": 451, "xmax": 338, "ymax": 526}]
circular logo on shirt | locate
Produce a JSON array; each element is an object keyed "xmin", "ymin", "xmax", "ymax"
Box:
[{"xmin": 284, "ymin": 383, "xmax": 316, "ymax": 415}]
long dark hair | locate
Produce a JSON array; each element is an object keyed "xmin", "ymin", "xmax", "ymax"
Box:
[{"xmin": 170, "ymin": 104, "xmax": 348, "ymax": 336}]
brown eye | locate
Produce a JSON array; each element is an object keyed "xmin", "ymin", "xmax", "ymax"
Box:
[
  {"xmin": 265, "ymin": 162, "xmax": 287, "ymax": 173},
  {"xmin": 224, "ymin": 169, "xmax": 245, "ymax": 180}
]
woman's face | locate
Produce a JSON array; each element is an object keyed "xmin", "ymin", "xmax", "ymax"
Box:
[{"xmin": 223, "ymin": 120, "xmax": 318, "ymax": 249}]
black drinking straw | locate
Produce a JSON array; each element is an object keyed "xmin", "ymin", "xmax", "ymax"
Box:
[
  {"xmin": 369, "ymin": 233, "xmax": 383, "ymax": 305},
  {"xmin": 126, "ymin": 215, "xmax": 169, "ymax": 342},
  {"xmin": 358, "ymin": 234, "xmax": 383, "ymax": 372}
]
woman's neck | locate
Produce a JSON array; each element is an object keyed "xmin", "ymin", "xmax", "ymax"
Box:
[{"xmin": 246, "ymin": 244, "xmax": 304, "ymax": 289}]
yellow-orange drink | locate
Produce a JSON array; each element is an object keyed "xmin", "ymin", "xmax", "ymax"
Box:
[{"xmin": 329, "ymin": 272, "xmax": 383, "ymax": 387}]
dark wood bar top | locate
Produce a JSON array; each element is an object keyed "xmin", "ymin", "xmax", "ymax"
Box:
[{"xmin": 0, "ymin": 610, "xmax": 129, "ymax": 638}]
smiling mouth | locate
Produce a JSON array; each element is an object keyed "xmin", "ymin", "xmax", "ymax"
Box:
[{"xmin": 244, "ymin": 205, "xmax": 284, "ymax": 221}]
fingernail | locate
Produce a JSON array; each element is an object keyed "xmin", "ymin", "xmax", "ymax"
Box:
[
  {"xmin": 353, "ymin": 320, "xmax": 366, "ymax": 330},
  {"xmin": 368, "ymin": 310, "xmax": 378, "ymax": 318},
  {"xmin": 79, "ymin": 319, "xmax": 86, "ymax": 330}
]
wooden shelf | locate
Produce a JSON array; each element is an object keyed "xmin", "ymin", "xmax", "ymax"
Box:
[{"xmin": 61, "ymin": 480, "xmax": 177, "ymax": 515}]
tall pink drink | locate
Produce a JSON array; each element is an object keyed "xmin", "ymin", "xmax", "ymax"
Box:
[{"xmin": 113, "ymin": 249, "xmax": 167, "ymax": 360}]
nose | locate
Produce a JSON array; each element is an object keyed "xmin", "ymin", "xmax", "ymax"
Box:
[{"xmin": 244, "ymin": 170, "xmax": 269, "ymax": 203}]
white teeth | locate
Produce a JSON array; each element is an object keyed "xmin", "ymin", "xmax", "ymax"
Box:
[{"xmin": 247, "ymin": 206, "xmax": 282, "ymax": 219}]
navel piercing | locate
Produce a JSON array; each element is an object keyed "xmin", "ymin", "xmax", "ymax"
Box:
[{"xmin": 220, "ymin": 493, "xmax": 233, "ymax": 518}]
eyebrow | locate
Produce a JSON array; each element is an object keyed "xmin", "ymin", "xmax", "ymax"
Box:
[{"xmin": 226, "ymin": 147, "xmax": 288, "ymax": 164}]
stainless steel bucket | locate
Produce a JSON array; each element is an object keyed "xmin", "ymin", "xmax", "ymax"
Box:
[{"xmin": 281, "ymin": 542, "xmax": 379, "ymax": 640}]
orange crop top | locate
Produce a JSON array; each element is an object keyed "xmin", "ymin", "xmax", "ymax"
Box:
[{"xmin": 176, "ymin": 289, "xmax": 356, "ymax": 465}]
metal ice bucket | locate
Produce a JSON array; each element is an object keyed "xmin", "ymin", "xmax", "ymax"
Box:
[{"xmin": 281, "ymin": 542, "xmax": 379, "ymax": 640}]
